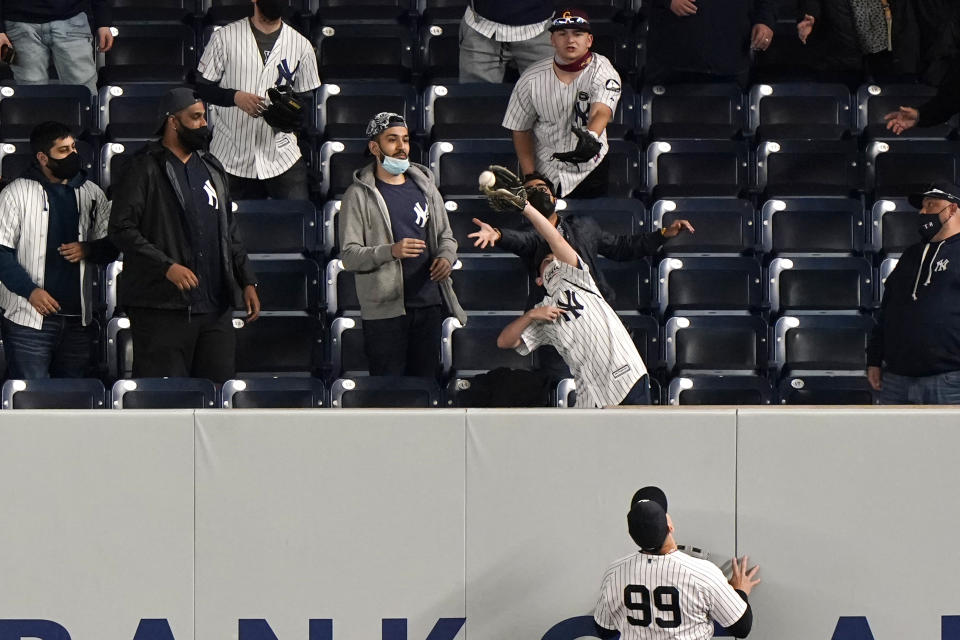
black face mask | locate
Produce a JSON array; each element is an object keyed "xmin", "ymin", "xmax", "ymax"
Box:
[
  {"xmin": 45, "ymin": 151, "xmax": 81, "ymax": 180},
  {"xmin": 918, "ymin": 206, "xmax": 949, "ymax": 242},
  {"xmin": 176, "ymin": 120, "xmax": 212, "ymax": 152},
  {"xmin": 527, "ymin": 189, "xmax": 556, "ymax": 217},
  {"xmin": 257, "ymin": 0, "xmax": 284, "ymax": 20}
]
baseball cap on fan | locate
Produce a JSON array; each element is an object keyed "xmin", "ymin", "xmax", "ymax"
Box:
[
  {"xmin": 155, "ymin": 87, "xmax": 203, "ymax": 135},
  {"xmin": 627, "ymin": 486, "xmax": 669, "ymax": 553},
  {"xmin": 550, "ymin": 8, "xmax": 592, "ymax": 32},
  {"xmin": 908, "ymin": 181, "xmax": 960, "ymax": 209},
  {"xmin": 366, "ymin": 112, "xmax": 408, "ymax": 139}
]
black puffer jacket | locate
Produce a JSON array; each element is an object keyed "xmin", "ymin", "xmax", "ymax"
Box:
[{"xmin": 108, "ymin": 141, "xmax": 257, "ymax": 311}]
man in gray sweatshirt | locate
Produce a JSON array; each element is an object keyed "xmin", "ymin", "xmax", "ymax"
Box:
[{"xmin": 338, "ymin": 112, "xmax": 465, "ymax": 377}]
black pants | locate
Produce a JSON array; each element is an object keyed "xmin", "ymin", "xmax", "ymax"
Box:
[
  {"xmin": 228, "ymin": 157, "xmax": 309, "ymax": 200},
  {"xmin": 362, "ymin": 306, "xmax": 442, "ymax": 377},
  {"xmin": 127, "ymin": 307, "xmax": 235, "ymax": 383},
  {"xmin": 563, "ymin": 155, "xmax": 609, "ymax": 199}
]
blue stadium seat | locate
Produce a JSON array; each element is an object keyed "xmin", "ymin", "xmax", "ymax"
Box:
[
  {"xmin": 646, "ymin": 140, "xmax": 749, "ymax": 199},
  {"xmin": 866, "ymin": 140, "xmax": 960, "ymax": 199},
  {"xmin": 768, "ymin": 257, "xmax": 874, "ymax": 315},
  {"xmin": 1, "ymin": 379, "xmax": 107, "ymax": 409},
  {"xmin": 444, "ymin": 198, "xmax": 506, "ymax": 254},
  {"xmin": 423, "ymin": 83, "xmax": 513, "ymax": 141},
  {"xmin": 99, "ymin": 84, "xmax": 180, "ymax": 141},
  {"xmin": 666, "ymin": 375, "xmax": 773, "ymax": 405},
  {"xmin": 429, "ymin": 139, "xmax": 518, "ymax": 197},
  {"xmin": 0, "ymin": 84, "xmax": 94, "ymax": 140},
  {"xmin": 324, "ymin": 259, "xmax": 360, "ymax": 316},
  {"xmin": 756, "ymin": 139, "xmax": 862, "ymax": 198},
  {"xmin": 330, "ymin": 376, "xmax": 442, "ymax": 407},
  {"xmin": 771, "ymin": 314, "xmax": 875, "ymax": 377},
  {"xmin": 559, "ymin": 197, "xmax": 649, "ymax": 237},
  {"xmin": 249, "ymin": 257, "xmax": 321, "ymax": 312},
  {"xmin": 657, "ymin": 257, "xmax": 763, "ymax": 316},
  {"xmin": 641, "ymin": 83, "xmax": 745, "ymax": 140},
  {"xmin": 329, "ymin": 315, "xmax": 369, "ymax": 377},
  {"xmin": 111, "ymin": 377, "xmax": 217, "ymax": 409},
  {"xmin": 604, "ymin": 140, "xmax": 644, "ymax": 198},
  {"xmin": 777, "ymin": 374, "xmax": 877, "ymax": 404},
  {"xmin": 869, "ymin": 197, "xmax": 916, "ymax": 256},
  {"xmin": 443, "ymin": 373, "xmax": 555, "ymax": 408},
  {"xmin": 222, "ymin": 377, "xmax": 326, "ymax": 408},
  {"xmin": 878, "ymin": 257, "xmax": 898, "ymax": 300},
  {"xmin": 105, "ymin": 261, "xmax": 123, "ymax": 320},
  {"xmin": 452, "ymin": 256, "xmax": 530, "ymax": 312},
  {"xmin": 106, "ymin": 316, "xmax": 134, "ymax": 380},
  {"xmin": 652, "ymin": 198, "xmax": 757, "ymax": 255},
  {"xmin": 314, "ymin": 23, "xmax": 415, "ymax": 83},
  {"xmin": 99, "ymin": 25, "xmax": 196, "ymax": 84},
  {"xmin": 234, "ymin": 313, "xmax": 324, "ymax": 376},
  {"xmin": 856, "ymin": 82, "xmax": 955, "ymax": 141},
  {"xmin": 234, "ymin": 199, "xmax": 319, "ymax": 256},
  {"xmin": 419, "ymin": 20, "xmax": 462, "ymax": 86},
  {"xmin": 748, "ymin": 82, "xmax": 852, "ymax": 140},
  {"xmin": 99, "ymin": 140, "xmax": 150, "ymax": 192},
  {"xmin": 622, "ymin": 313, "xmax": 660, "ymax": 371},
  {"xmin": 597, "ymin": 257, "xmax": 653, "ymax": 312},
  {"xmin": 664, "ymin": 315, "xmax": 768, "ymax": 375},
  {"xmin": 317, "ymin": 82, "xmax": 419, "ymax": 140},
  {"xmin": 760, "ymin": 197, "xmax": 865, "ymax": 255},
  {"xmin": 442, "ymin": 314, "xmax": 535, "ymax": 376},
  {"xmin": 314, "ymin": 0, "xmax": 415, "ymax": 24}
]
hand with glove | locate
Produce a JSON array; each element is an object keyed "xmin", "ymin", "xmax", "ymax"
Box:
[
  {"xmin": 263, "ymin": 84, "xmax": 305, "ymax": 133},
  {"xmin": 479, "ymin": 165, "xmax": 528, "ymax": 212},
  {"xmin": 552, "ymin": 126, "xmax": 602, "ymax": 164}
]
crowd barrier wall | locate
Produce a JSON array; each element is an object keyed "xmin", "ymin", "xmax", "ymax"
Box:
[{"xmin": 0, "ymin": 408, "xmax": 957, "ymax": 640}]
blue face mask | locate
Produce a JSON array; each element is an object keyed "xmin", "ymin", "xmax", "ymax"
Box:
[{"xmin": 377, "ymin": 144, "xmax": 409, "ymax": 176}]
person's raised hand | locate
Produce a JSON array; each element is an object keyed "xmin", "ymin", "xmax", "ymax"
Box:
[
  {"xmin": 429, "ymin": 257, "xmax": 453, "ymax": 282},
  {"xmin": 729, "ymin": 555, "xmax": 761, "ymax": 596},
  {"xmin": 28, "ymin": 288, "xmax": 60, "ymax": 316},
  {"xmin": 867, "ymin": 365, "xmax": 883, "ymax": 391},
  {"xmin": 884, "ymin": 106, "xmax": 919, "ymax": 135},
  {"xmin": 391, "ymin": 238, "xmax": 426, "ymax": 259},
  {"xmin": 798, "ymin": 14, "xmax": 815, "ymax": 44},
  {"xmin": 468, "ymin": 218, "xmax": 499, "ymax": 249},
  {"xmin": 751, "ymin": 24, "xmax": 774, "ymax": 51},
  {"xmin": 234, "ymin": 91, "xmax": 267, "ymax": 117},
  {"xmin": 166, "ymin": 263, "xmax": 199, "ymax": 291},
  {"xmin": 529, "ymin": 306, "xmax": 561, "ymax": 322},
  {"xmin": 670, "ymin": 0, "xmax": 697, "ymax": 16},
  {"xmin": 97, "ymin": 26, "xmax": 114, "ymax": 52},
  {"xmin": 662, "ymin": 219, "xmax": 695, "ymax": 238}
]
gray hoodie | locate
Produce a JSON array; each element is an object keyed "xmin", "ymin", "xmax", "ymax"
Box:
[{"xmin": 338, "ymin": 161, "xmax": 467, "ymax": 325}]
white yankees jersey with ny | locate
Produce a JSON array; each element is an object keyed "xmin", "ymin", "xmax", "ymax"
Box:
[
  {"xmin": 502, "ymin": 53, "xmax": 621, "ymax": 195},
  {"xmin": 198, "ymin": 19, "xmax": 321, "ymax": 179},
  {"xmin": 518, "ymin": 258, "xmax": 645, "ymax": 407},
  {"xmin": 594, "ymin": 550, "xmax": 747, "ymax": 640}
]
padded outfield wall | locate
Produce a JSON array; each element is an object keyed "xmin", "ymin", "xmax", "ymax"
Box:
[{"xmin": 0, "ymin": 408, "xmax": 957, "ymax": 640}]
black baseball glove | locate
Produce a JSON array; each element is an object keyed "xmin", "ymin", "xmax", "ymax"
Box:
[
  {"xmin": 263, "ymin": 85, "xmax": 305, "ymax": 133},
  {"xmin": 480, "ymin": 165, "xmax": 528, "ymax": 212},
  {"xmin": 552, "ymin": 126, "xmax": 602, "ymax": 164}
]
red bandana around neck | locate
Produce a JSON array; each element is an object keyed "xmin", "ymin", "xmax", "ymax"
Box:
[{"xmin": 554, "ymin": 52, "xmax": 592, "ymax": 73}]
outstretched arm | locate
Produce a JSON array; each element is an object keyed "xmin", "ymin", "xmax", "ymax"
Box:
[{"xmin": 519, "ymin": 202, "xmax": 578, "ymax": 267}]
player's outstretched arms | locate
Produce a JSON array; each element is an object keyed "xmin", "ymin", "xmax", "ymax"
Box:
[
  {"xmin": 497, "ymin": 306, "xmax": 560, "ymax": 349},
  {"xmin": 722, "ymin": 555, "xmax": 761, "ymax": 638}
]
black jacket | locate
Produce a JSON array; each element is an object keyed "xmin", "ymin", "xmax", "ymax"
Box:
[
  {"xmin": 108, "ymin": 141, "xmax": 257, "ymax": 311},
  {"xmin": 498, "ymin": 213, "xmax": 665, "ymax": 310},
  {"xmin": 918, "ymin": 54, "xmax": 960, "ymax": 127},
  {"xmin": 867, "ymin": 233, "xmax": 960, "ymax": 377},
  {"xmin": 0, "ymin": 0, "xmax": 111, "ymax": 29},
  {"xmin": 646, "ymin": 0, "xmax": 776, "ymax": 79}
]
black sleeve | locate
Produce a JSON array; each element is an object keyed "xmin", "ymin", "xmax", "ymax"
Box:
[
  {"xmin": 866, "ymin": 272, "xmax": 892, "ymax": 367},
  {"xmin": 799, "ymin": 0, "xmax": 821, "ymax": 20},
  {"xmin": 917, "ymin": 59, "xmax": 960, "ymax": 128},
  {"xmin": 750, "ymin": 0, "xmax": 777, "ymax": 27},
  {"xmin": 593, "ymin": 216, "xmax": 666, "ymax": 260},
  {"xmin": 498, "ymin": 227, "xmax": 542, "ymax": 260},
  {"xmin": 593, "ymin": 622, "xmax": 618, "ymax": 639},
  {"xmin": 83, "ymin": 237, "xmax": 121, "ymax": 265},
  {"xmin": 90, "ymin": 0, "xmax": 113, "ymax": 29},
  {"xmin": 108, "ymin": 162, "xmax": 176, "ymax": 276},
  {"xmin": 194, "ymin": 76, "xmax": 238, "ymax": 108},
  {"xmin": 723, "ymin": 589, "xmax": 753, "ymax": 638}
]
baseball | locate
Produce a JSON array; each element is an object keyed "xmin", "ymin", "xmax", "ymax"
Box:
[{"xmin": 478, "ymin": 170, "xmax": 496, "ymax": 189}]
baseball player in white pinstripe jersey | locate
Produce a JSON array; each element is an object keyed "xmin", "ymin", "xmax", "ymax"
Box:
[
  {"xmin": 195, "ymin": 0, "xmax": 320, "ymax": 200},
  {"xmin": 593, "ymin": 486, "xmax": 760, "ymax": 639},
  {"xmin": 502, "ymin": 8, "xmax": 621, "ymax": 198}
]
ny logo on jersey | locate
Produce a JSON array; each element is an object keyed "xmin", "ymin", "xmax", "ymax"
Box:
[
  {"xmin": 573, "ymin": 92, "xmax": 590, "ymax": 128},
  {"xmin": 935, "ymin": 258, "xmax": 950, "ymax": 272},
  {"xmin": 202, "ymin": 180, "xmax": 219, "ymax": 209},
  {"xmin": 556, "ymin": 290, "xmax": 584, "ymax": 321},
  {"xmin": 414, "ymin": 202, "xmax": 429, "ymax": 228},
  {"xmin": 276, "ymin": 59, "xmax": 301, "ymax": 86}
]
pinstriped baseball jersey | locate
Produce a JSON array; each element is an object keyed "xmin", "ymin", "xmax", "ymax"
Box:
[
  {"xmin": 594, "ymin": 550, "xmax": 747, "ymax": 640},
  {"xmin": 197, "ymin": 19, "xmax": 321, "ymax": 180},
  {"xmin": 502, "ymin": 53, "xmax": 621, "ymax": 195},
  {"xmin": 518, "ymin": 257, "xmax": 645, "ymax": 407},
  {"xmin": 0, "ymin": 177, "xmax": 111, "ymax": 329}
]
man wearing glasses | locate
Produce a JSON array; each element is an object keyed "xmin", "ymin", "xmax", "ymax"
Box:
[{"xmin": 502, "ymin": 9, "xmax": 621, "ymax": 199}]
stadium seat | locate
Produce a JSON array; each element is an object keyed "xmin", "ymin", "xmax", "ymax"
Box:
[
  {"xmin": 330, "ymin": 376, "xmax": 442, "ymax": 408},
  {"xmin": 221, "ymin": 377, "xmax": 326, "ymax": 408},
  {"xmin": 0, "ymin": 85, "xmax": 94, "ymax": 140},
  {"xmin": 452, "ymin": 256, "xmax": 530, "ymax": 312},
  {"xmin": 314, "ymin": 0, "xmax": 414, "ymax": 24},
  {"xmin": 234, "ymin": 199, "xmax": 319, "ymax": 256},
  {"xmin": 756, "ymin": 139, "xmax": 862, "ymax": 198},
  {"xmin": 99, "ymin": 84, "xmax": 180, "ymax": 141},
  {"xmin": 666, "ymin": 375, "xmax": 773, "ymax": 405},
  {"xmin": 444, "ymin": 198, "xmax": 510, "ymax": 254},
  {"xmin": 429, "ymin": 139, "xmax": 518, "ymax": 197},
  {"xmin": 771, "ymin": 314, "xmax": 875, "ymax": 377},
  {"xmin": 329, "ymin": 315, "xmax": 369, "ymax": 376},
  {"xmin": 768, "ymin": 257, "xmax": 874, "ymax": 314},
  {"xmin": 419, "ymin": 0, "xmax": 468, "ymax": 22},
  {"xmin": 856, "ymin": 83, "xmax": 955, "ymax": 140},
  {"xmin": 111, "ymin": 377, "xmax": 217, "ymax": 409},
  {"xmin": 234, "ymin": 313, "xmax": 324, "ymax": 376},
  {"xmin": 646, "ymin": 140, "xmax": 749, "ymax": 199},
  {"xmin": 748, "ymin": 82, "xmax": 852, "ymax": 140},
  {"xmin": 597, "ymin": 257, "xmax": 653, "ymax": 312},
  {"xmin": 317, "ymin": 82, "xmax": 418, "ymax": 140},
  {"xmin": 419, "ymin": 20, "xmax": 461, "ymax": 86},
  {"xmin": 559, "ymin": 197, "xmax": 649, "ymax": 237},
  {"xmin": 760, "ymin": 197, "xmax": 865, "ymax": 255},
  {"xmin": 869, "ymin": 197, "xmax": 917, "ymax": 256},
  {"xmin": 878, "ymin": 257, "xmax": 898, "ymax": 300},
  {"xmin": 444, "ymin": 373, "xmax": 555, "ymax": 408},
  {"xmin": 442, "ymin": 314, "xmax": 535, "ymax": 376},
  {"xmin": 324, "ymin": 259, "xmax": 360, "ymax": 316},
  {"xmin": 1, "ymin": 379, "xmax": 106, "ymax": 409},
  {"xmin": 652, "ymin": 198, "xmax": 757, "ymax": 255},
  {"xmin": 640, "ymin": 83, "xmax": 745, "ymax": 140},
  {"xmin": 204, "ymin": 0, "xmax": 308, "ymax": 29},
  {"xmin": 105, "ymin": 260, "xmax": 123, "ymax": 320},
  {"xmin": 314, "ymin": 23, "xmax": 415, "ymax": 83},
  {"xmin": 866, "ymin": 140, "xmax": 959, "ymax": 199},
  {"xmin": 0, "ymin": 140, "xmax": 96, "ymax": 184},
  {"xmin": 778, "ymin": 374, "xmax": 877, "ymax": 405},
  {"xmin": 319, "ymin": 139, "xmax": 423, "ymax": 200},
  {"xmin": 99, "ymin": 140, "xmax": 150, "ymax": 192},
  {"xmin": 664, "ymin": 315, "xmax": 768, "ymax": 375},
  {"xmin": 321, "ymin": 200, "xmax": 343, "ymax": 257},
  {"xmin": 622, "ymin": 313, "xmax": 661, "ymax": 372},
  {"xmin": 249, "ymin": 257, "xmax": 321, "ymax": 312},
  {"xmin": 423, "ymin": 83, "xmax": 513, "ymax": 141},
  {"xmin": 587, "ymin": 20, "xmax": 641, "ymax": 79},
  {"xmin": 604, "ymin": 140, "xmax": 644, "ymax": 198},
  {"xmin": 657, "ymin": 257, "xmax": 763, "ymax": 316},
  {"xmin": 99, "ymin": 25, "xmax": 197, "ymax": 84},
  {"xmin": 106, "ymin": 316, "xmax": 134, "ymax": 380}
]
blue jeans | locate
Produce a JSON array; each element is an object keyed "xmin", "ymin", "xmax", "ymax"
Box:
[
  {"xmin": 458, "ymin": 18, "xmax": 554, "ymax": 83},
  {"xmin": 878, "ymin": 370, "xmax": 960, "ymax": 405},
  {"xmin": 2, "ymin": 315, "xmax": 95, "ymax": 379},
  {"xmin": 5, "ymin": 13, "xmax": 97, "ymax": 94}
]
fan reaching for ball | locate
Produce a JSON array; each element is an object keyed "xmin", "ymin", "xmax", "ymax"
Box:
[{"xmin": 478, "ymin": 165, "xmax": 529, "ymax": 212}]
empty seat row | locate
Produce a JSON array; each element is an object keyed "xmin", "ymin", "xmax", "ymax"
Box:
[{"xmin": 665, "ymin": 374, "xmax": 877, "ymax": 405}]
